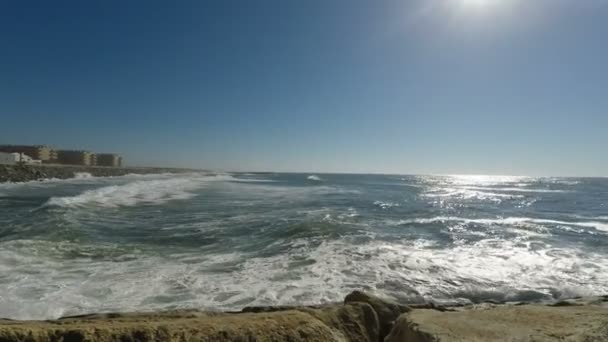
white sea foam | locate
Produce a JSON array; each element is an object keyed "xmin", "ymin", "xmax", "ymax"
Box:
[
  {"xmin": 2, "ymin": 235, "xmax": 607, "ymax": 320},
  {"xmin": 307, "ymin": 175, "xmax": 322, "ymax": 181},
  {"xmin": 394, "ymin": 216, "xmax": 608, "ymax": 232}
]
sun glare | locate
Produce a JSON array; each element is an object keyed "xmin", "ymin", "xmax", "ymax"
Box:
[
  {"xmin": 462, "ymin": 0, "xmax": 493, "ymax": 6},
  {"xmin": 460, "ymin": 0, "xmax": 501, "ymax": 11}
]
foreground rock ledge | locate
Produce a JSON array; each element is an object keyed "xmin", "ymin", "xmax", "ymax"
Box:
[{"xmin": 0, "ymin": 293, "xmax": 607, "ymax": 342}]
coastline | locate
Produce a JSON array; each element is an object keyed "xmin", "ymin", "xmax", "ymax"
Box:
[
  {"xmin": 0, "ymin": 164, "xmax": 199, "ymax": 183},
  {"xmin": 1, "ymin": 292, "xmax": 606, "ymax": 341}
]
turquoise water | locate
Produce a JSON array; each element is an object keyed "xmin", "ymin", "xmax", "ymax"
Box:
[{"xmin": 1, "ymin": 172, "xmax": 607, "ymax": 320}]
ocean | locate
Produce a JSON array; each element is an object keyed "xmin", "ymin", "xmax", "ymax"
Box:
[{"xmin": 1, "ymin": 172, "xmax": 607, "ymax": 320}]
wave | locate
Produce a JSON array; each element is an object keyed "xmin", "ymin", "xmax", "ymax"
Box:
[
  {"xmin": 373, "ymin": 201, "xmax": 400, "ymax": 209},
  {"xmin": 73, "ymin": 172, "xmax": 94, "ymax": 179},
  {"xmin": 566, "ymin": 214, "xmax": 608, "ymax": 222},
  {"xmin": 541, "ymin": 178, "xmax": 581, "ymax": 186},
  {"xmin": 42, "ymin": 174, "xmax": 333, "ymax": 209},
  {"xmin": 394, "ymin": 216, "xmax": 608, "ymax": 232},
  {"xmin": 227, "ymin": 177, "xmax": 277, "ymax": 183},
  {"xmin": 44, "ymin": 175, "xmax": 228, "ymax": 208},
  {"xmin": 307, "ymin": 175, "xmax": 322, "ymax": 182}
]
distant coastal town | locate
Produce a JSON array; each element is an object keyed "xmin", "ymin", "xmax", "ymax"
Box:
[
  {"xmin": 0, "ymin": 145, "xmax": 122, "ymax": 167},
  {"xmin": 0, "ymin": 144, "xmax": 196, "ymax": 183}
]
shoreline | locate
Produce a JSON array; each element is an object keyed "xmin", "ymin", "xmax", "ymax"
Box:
[
  {"xmin": 0, "ymin": 164, "xmax": 200, "ymax": 183},
  {"xmin": 1, "ymin": 292, "xmax": 606, "ymax": 341}
]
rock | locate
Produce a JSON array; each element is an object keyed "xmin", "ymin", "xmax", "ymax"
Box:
[
  {"xmin": 0, "ymin": 310, "xmax": 345, "ymax": 342},
  {"xmin": 0, "ymin": 165, "xmax": 199, "ymax": 183},
  {"xmin": 2, "ymin": 292, "xmax": 607, "ymax": 342},
  {"xmin": 385, "ymin": 298, "xmax": 608, "ymax": 342},
  {"xmin": 0, "ymin": 300, "xmax": 391, "ymax": 342},
  {"xmin": 301, "ymin": 302, "xmax": 381, "ymax": 342},
  {"xmin": 344, "ymin": 291, "xmax": 411, "ymax": 340}
]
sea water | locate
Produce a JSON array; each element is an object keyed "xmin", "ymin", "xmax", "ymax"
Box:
[{"xmin": 1, "ymin": 172, "xmax": 607, "ymax": 319}]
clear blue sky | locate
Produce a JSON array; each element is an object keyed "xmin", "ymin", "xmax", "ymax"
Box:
[{"xmin": 1, "ymin": 0, "xmax": 606, "ymax": 176}]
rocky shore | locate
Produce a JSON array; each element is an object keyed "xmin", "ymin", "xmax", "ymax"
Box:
[
  {"xmin": 0, "ymin": 164, "xmax": 198, "ymax": 183},
  {"xmin": 1, "ymin": 292, "xmax": 606, "ymax": 342}
]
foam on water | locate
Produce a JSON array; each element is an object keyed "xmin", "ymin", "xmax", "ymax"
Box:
[
  {"xmin": 307, "ymin": 175, "xmax": 322, "ymax": 181},
  {"xmin": 2, "ymin": 231, "xmax": 607, "ymax": 320}
]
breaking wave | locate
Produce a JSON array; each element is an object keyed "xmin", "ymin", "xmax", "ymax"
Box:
[
  {"xmin": 45, "ymin": 178, "xmax": 202, "ymax": 208},
  {"xmin": 307, "ymin": 175, "xmax": 322, "ymax": 181},
  {"xmin": 73, "ymin": 172, "xmax": 94, "ymax": 179},
  {"xmin": 44, "ymin": 175, "xmax": 236, "ymax": 208}
]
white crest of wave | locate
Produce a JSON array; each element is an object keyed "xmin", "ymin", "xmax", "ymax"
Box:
[
  {"xmin": 373, "ymin": 201, "xmax": 400, "ymax": 209},
  {"xmin": 45, "ymin": 175, "xmax": 229, "ymax": 208},
  {"xmin": 307, "ymin": 175, "xmax": 322, "ymax": 181},
  {"xmin": 73, "ymin": 172, "xmax": 94, "ymax": 179}
]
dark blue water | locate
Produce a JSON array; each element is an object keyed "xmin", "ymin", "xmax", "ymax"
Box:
[{"xmin": 1, "ymin": 172, "xmax": 607, "ymax": 320}]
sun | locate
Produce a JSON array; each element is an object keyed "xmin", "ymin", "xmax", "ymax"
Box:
[
  {"xmin": 457, "ymin": 0, "xmax": 502, "ymax": 14},
  {"xmin": 461, "ymin": 0, "xmax": 498, "ymax": 8}
]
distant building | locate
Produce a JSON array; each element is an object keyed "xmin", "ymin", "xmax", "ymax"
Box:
[
  {"xmin": 0, "ymin": 152, "xmax": 19, "ymax": 165},
  {"xmin": 0, "ymin": 152, "xmax": 40, "ymax": 165},
  {"xmin": 96, "ymin": 153, "xmax": 122, "ymax": 167},
  {"xmin": 0, "ymin": 145, "xmax": 57, "ymax": 162},
  {"xmin": 57, "ymin": 150, "xmax": 96, "ymax": 166}
]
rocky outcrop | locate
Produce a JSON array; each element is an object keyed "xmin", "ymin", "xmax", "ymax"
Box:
[
  {"xmin": 0, "ymin": 300, "xmax": 403, "ymax": 342},
  {"xmin": 0, "ymin": 164, "xmax": 197, "ymax": 183},
  {"xmin": 385, "ymin": 296, "xmax": 608, "ymax": 342},
  {"xmin": 0, "ymin": 293, "xmax": 607, "ymax": 342}
]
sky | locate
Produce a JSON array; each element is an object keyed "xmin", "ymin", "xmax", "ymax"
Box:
[{"xmin": 0, "ymin": 0, "xmax": 607, "ymax": 176}]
